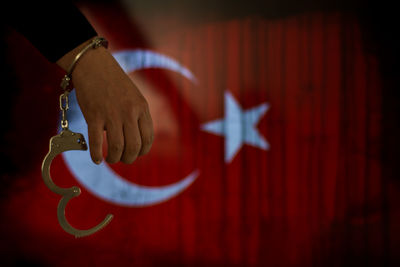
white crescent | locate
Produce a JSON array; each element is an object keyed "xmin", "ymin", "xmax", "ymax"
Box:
[{"xmin": 62, "ymin": 50, "xmax": 199, "ymax": 207}]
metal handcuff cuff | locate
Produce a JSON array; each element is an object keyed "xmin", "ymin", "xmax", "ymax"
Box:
[{"xmin": 41, "ymin": 37, "xmax": 113, "ymax": 238}]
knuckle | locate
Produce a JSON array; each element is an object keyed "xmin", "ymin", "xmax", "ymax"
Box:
[
  {"xmin": 121, "ymin": 101, "xmax": 136, "ymax": 115},
  {"xmin": 135, "ymin": 99, "xmax": 150, "ymax": 114},
  {"xmin": 140, "ymin": 99, "xmax": 150, "ymax": 110},
  {"xmin": 123, "ymin": 99, "xmax": 149, "ymax": 120},
  {"xmin": 110, "ymin": 143, "xmax": 124, "ymax": 153},
  {"xmin": 133, "ymin": 140, "xmax": 142, "ymax": 149},
  {"xmin": 126, "ymin": 141, "xmax": 141, "ymax": 155},
  {"xmin": 125, "ymin": 108, "xmax": 137, "ymax": 121},
  {"xmin": 142, "ymin": 134, "xmax": 154, "ymax": 147},
  {"xmin": 121, "ymin": 154, "xmax": 137, "ymax": 164},
  {"xmin": 106, "ymin": 153, "xmax": 118, "ymax": 163}
]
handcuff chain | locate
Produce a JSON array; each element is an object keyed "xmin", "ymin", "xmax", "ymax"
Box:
[{"xmin": 59, "ymin": 92, "xmax": 69, "ymax": 129}]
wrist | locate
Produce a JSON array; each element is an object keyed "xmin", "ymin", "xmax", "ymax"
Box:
[
  {"xmin": 56, "ymin": 37, "xmax": 109, "ymax": 91},
  {"xmin": 71, "ymin": 45, "xmax": 109, "ymax": 84},
  {"xmin": 56, "ymin": 37, "xmax": 95, "ymax": 72}
]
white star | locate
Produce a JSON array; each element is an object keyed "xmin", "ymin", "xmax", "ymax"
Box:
[{"xmin": 201, "ymin": 91, "xmax": 270, "ymax": 163}]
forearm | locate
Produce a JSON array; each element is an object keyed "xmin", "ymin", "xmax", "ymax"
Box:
[{"xmin": 5, "ymin": 2, "xmax": 97, "ymax": 62}]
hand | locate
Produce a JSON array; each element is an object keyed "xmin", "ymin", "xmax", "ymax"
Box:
[{"xmin": 56, "ymin": 38, "xmax": 154, "ymax": 164}]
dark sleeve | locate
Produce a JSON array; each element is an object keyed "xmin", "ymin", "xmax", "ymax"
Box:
[{"xmin": 5, "ymin": 2, "xmax": 98, "ymax": 62}]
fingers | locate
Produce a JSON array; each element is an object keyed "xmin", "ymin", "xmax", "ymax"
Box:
[
  {"xmin": 121, "ymin": 111, "xmax": 153, "ymax": 163},
  {"xmin": 88, "ymin": 122, "xmax": 104, "ymax": 164},
  {"xmin": 105, "ymin": 122, "xmax": 125, "ymax": 164},
  {"xmin": 121, "ymin": 122, "xmax": 141, "ymax": 164},
  {"xmin": 138, "ymin": 112, "xmax": 154, "ymax": 156},
  {"xmin": 95, "ymin": 112, "xmax": 153, "ymax": 165}
]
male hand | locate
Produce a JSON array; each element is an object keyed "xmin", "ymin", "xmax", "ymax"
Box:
[{"xmin": 57, "ymin": 38, "xmax": 154, "ymax": 164}]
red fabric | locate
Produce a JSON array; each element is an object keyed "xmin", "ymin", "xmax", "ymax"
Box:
[{"xmin": 1, "ymin": 5, "xmax": 396, "ymax": 266}]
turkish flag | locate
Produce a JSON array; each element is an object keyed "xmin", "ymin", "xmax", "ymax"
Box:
[{"xmin": 0, "ymin": 2, "xmax": 397, "ymax": 266}]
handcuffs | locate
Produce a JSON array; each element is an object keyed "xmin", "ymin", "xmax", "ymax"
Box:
[{"xmin": 41, "ymin": 37, "xmax": 113, "ymax": 238}]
